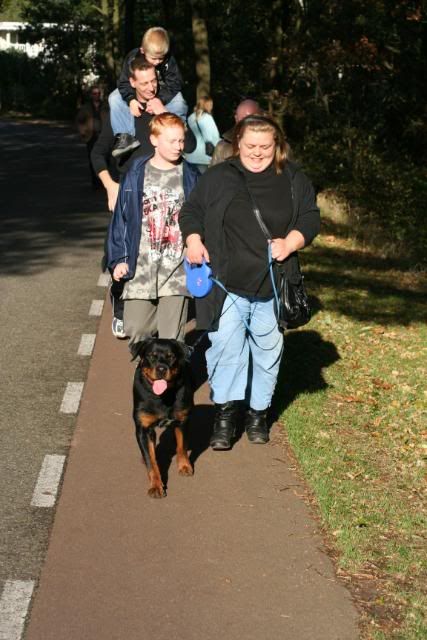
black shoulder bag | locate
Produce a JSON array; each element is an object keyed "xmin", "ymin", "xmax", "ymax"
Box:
[
  {"xmin": 194, "ymin": 118, "xmax": 215, "ymax": 156},
  {"xmin": 243, "ymin": 179, "xmax": 311, "ymax": 332}
]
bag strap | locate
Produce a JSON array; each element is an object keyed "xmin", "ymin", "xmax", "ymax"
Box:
[{"xmin": 194, "ymin": 116, "xmax": 206, "ymax": 143}]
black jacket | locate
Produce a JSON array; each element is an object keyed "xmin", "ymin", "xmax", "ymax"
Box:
[
  {"xmin": 178, "ymin": 158, "xmax": 320, "ymax": 330},
  {"xmin": 118, "ymin": 48, "xmax": 183, "ymax": 106}
]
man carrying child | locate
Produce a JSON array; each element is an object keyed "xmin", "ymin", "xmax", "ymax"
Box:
[{"xmin": 109, "ymin": 26, "xmax": 188, "ymax": 158}]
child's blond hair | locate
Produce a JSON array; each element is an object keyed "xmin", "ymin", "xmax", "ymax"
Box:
[{"xmin": 142, "ymin": 27, "xmax": 170, "ymax": 57}]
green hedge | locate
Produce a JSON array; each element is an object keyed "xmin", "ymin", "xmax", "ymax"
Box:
[{"xmin": 0, "ymin": 50, "xmax": 78, "ymax": 118}]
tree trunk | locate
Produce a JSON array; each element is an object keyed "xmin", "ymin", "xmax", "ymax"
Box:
[
  {"xmin": 99, "ymin": 0, "xmax": 122, "ymax": 90},
  {"xmin": 190, "ymin": 0, "xmax": 211, "ymax": 98},
  {"xmin": 264, "ymin": 0, "xmax": 286, "ymax": 127},
  {"xmin": 123, "ymin": 0, "xmax": 136, "ymax": 52}
]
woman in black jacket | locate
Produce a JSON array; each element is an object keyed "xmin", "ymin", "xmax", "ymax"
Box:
[{"xmin": 179, "ymin": 115, "xmax": 320, "ymax": 450}]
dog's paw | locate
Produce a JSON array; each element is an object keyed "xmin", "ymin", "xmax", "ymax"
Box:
[
  {"xmin": 148, "ymin": 485, "xmax": 166, "ymax": 499},
  {"xmin": 178, "ymin": 462, "xmax": 194, "ymax": 477}
]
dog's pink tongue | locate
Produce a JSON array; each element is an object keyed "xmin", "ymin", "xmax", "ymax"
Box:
[{"xmin": 153, "ymin": 379, "xmax": 167, "ymax": 395}]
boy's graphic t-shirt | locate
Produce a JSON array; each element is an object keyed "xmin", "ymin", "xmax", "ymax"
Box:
[{"xmin": 123, "ymin": 162, "xmax": 187, "ymax": 300}]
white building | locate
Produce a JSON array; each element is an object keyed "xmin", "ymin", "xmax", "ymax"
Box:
[{"xmin": 0, "ymin": 21, "xmax": 45, "ymax": 57}]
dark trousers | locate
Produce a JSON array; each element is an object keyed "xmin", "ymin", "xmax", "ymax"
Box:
[
  {"xmin": 110, "ymin": 275, "xmax": 124, "ymax": 321},
  {"xmin": 102, "ymin": 227, "xmax": 124, "ymax": 321}
]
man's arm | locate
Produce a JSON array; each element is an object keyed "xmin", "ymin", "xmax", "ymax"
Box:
[
  {"xmin": 90, "ymin": 116, "xmax": 119, "ymax": 212},
  {"xmin": 98, "ymin": 170, "xmax": 119, "ymax": 212}
]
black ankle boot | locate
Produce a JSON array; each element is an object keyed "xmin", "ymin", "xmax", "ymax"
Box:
[
  {"xmin": 245, "ymin": 408, "xmax": 269, "ymax": 444},
  {"xmin": 210, "ymin": 401, "xmax": 238, "ymax": 450}
]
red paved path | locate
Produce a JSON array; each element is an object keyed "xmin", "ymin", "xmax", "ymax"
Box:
[{"xmin": 25, "ymin": 299, "xmax": 359, "ymax": 640}]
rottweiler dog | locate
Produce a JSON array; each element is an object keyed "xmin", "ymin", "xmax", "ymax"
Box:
[{"xmin": 131, "ymin": 338, "xmax": 193, "ymax": 498}]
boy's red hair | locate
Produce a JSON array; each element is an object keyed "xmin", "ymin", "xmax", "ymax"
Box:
[{"xmin": 149, "ymin": 113, "xmax": 185, "ymax": 137}]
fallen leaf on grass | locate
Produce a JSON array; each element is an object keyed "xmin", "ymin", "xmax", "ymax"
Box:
[
  {"xmin": 346, "ymin": 471, "xmax": 363, "ymax": 480},
  {"xmin": 332, "ymin": 393, "xmax": 365, "ymax": 403},
  {"xmin": 373, "ymin": 327, "xmax": 386, "ymax": 335},
  {"xmin": 372, "ymin": 378, "xmax": 394, "ymax": 390},
  {"xmin": 372, "ymin": 416, "xmax": 385, "ymax": 427},
  {"xmin": 318, "ymin": 430, "xmax": 331, "ymax": 438}
]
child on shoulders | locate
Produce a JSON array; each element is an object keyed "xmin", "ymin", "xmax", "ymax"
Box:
[{"xmin": 109, "ymin": 26, "xmax": 188, "ymax": 158}]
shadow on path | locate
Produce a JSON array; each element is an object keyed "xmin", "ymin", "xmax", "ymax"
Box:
[{"xmin": 0, "ymin": 119, "xmax": 107, "ymax": 276}]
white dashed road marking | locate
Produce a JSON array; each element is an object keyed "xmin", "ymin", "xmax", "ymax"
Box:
[
  {"xmin": 60, "ymin": 382, "xmax": 84, "ymax": 414},
  {"xmin": 97, "ymin": 272, "xmax": 111, "ymax": 287},
  {"xmin": 0, "ymin": 580, "xmax": 34, "ymax": 640},
  {"xmin": 77, "ymin": 334, "xmax": 96, "ymax": 356},
  {"xmin": 30, "ymin": 454, "xmax": 66, "ymax": 508},
  {"xmin": 89, "ymin": 299, "xmax": 104, "ymax": 316}
]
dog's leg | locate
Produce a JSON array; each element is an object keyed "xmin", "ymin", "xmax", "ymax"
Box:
[
  {"xmin": 174, "ymin": 411, "xmax": 193, "ymax": 476},
  {"xmin": 135, "ymin": 412, "xmax": 165, "ymax": 498}
]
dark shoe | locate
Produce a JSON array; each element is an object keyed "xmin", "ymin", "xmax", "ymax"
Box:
[
  {"xmin": 245, "ymin": 408, "xmax": 269, "ymax": 444},
  {"xmin": 210, "ymin": 401, "xmax": 238, "ymax": 450},
  {"xmin": 111, "ymin": 133, "xmax": 140, "ymax": 158}
]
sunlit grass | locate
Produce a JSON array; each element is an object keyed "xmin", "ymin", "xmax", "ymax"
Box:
[{"xmin": 275, "ymin": 197, "xmax": 427, "ymax": 639}]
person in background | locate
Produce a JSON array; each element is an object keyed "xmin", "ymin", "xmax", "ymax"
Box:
[
  {"xmin": 109, "ymin": 26, "xmax": 188, "ymax": 158},
  {"xmin": 107, "ymin": 113, "xmax": 199, "ymax": 346},
  {"xmin": 179, "ymin": 115, "xmax": 320, "ymax": 450},
  {"xmin": 184, "ymin": 96, "xmax": 220, "ymax": 174},
  {"xmin": 210, "ymin": 98, "xmax": 261, "ymax": 166},
  {"xmin": 75, "ymin": 85, "xmax": 108, "ymax": 187}
]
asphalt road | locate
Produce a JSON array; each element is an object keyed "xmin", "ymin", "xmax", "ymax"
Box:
[{"xmin": 0, "ymin": 119, "xmax": 109, "ymax": 584}]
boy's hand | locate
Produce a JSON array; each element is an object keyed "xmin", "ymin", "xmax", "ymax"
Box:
[
  {"xmin": 146, "ymin": 98, "xmax": 166, "ymax": 115},
  {"xmin": 129, "ymin": 99, "xmax": 144, "ymax": 117},
  {"xmin": 113, "ymin": 263, "xmax": 129, "ymax": 281}
]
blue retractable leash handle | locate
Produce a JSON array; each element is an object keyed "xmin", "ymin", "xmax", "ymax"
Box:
[{"xmin": 184, "ymin": 257, "xmax": 213, "ymax": 298}]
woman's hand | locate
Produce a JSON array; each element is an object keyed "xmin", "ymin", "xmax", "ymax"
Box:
[
  {"xmin": 185, "ymin": 233, "xmax": 210, "ymax": 264},
  {"xmin": 270, "ymin": 230, "xmax": 305, "ymax": 262},
  {"xmin": 113, "ymin": 262, "xmax": 129, "ymax": 281}
]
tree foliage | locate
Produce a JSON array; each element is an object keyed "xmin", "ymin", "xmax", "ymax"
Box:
[{"xmin": 1, "ymin": 0, "xmax": 426, "ymax": 258}]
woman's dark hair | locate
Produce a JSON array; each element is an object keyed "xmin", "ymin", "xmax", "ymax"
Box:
[{"xmin": 231, "ymin": 114, "xmax": 288, "ymax": 174}]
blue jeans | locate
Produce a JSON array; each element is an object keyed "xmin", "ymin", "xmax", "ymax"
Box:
[
  {"xmin": 206, "ymin": 294, "xmax": 283, "ymax": 411},
  {"xmin": 108, "ymin": 89, "xmax": 189, "ymax": 136}
]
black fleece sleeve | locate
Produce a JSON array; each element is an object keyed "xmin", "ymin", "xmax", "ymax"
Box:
[
  {"xmin": 90, "ymin": 116, "xmax": 114, "ymax": 175},
  {"xmin": 117, "ymin": 48, "xmax": 139, "ymax": 105},
  {"xmin": 178, "ymin": 177, "xmax": 208, "ymax": 241},
  {"xmin": 292, "ymin": 172, "xmax": 321, "ymax": 245},
  {"xmin": 157, "ymin": 55, "xmax": 183, "ymax": 105}
]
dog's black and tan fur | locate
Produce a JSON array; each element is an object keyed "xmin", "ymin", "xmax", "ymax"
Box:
[{"xmin": 131, "ymin": 338, "xmax": 193, "ymax": 498}]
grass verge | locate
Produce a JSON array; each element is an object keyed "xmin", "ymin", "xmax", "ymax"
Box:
[{"xmin": 275, "ymin": 194, "xmax": 427, "ymax": 639}]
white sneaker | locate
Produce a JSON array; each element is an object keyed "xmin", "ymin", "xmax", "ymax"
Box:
[{"xmin": 112, "ymin": 317, "xmax": 126, "ymax": 339}]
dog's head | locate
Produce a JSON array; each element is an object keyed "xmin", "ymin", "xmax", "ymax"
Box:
[{"xmin": 131, "ymin": 339, "xmax": 189, "ymax": 395}]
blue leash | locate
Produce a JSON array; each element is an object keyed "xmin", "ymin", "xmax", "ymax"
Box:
[{"xmin": 187, "ymin": 244, "xmax": 280, "ymax": 358}]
